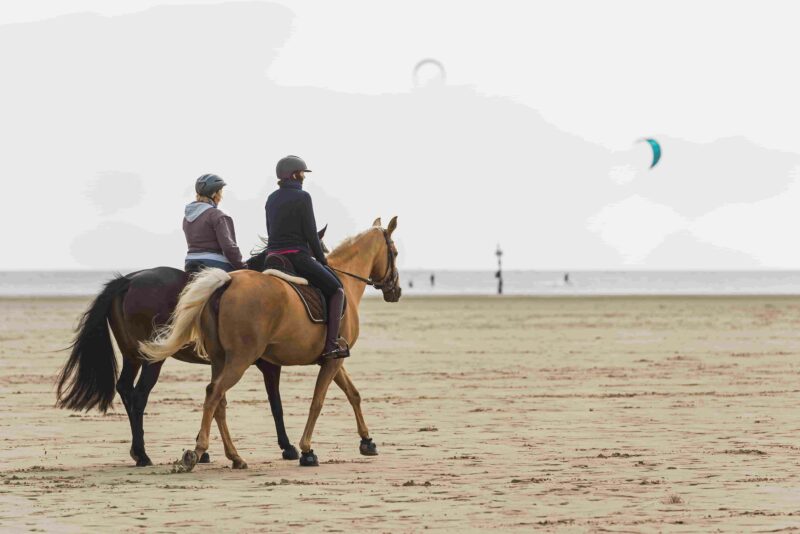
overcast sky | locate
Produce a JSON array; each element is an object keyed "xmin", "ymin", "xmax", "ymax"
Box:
[{"xmin": 2, "ymin": 1, "xmax": 799, "ymax": 270}]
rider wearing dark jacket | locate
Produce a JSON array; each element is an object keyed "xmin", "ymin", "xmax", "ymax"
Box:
[
  {"xmin": 265, "ymin": 156, "xmax": 347, "ymax": 359},
  {"xmin": 265, "ymin": 181, "xmax": 326, "ymax": 262}
]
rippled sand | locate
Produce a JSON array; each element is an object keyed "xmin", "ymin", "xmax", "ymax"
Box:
[{"xmin": 2, "ymin": 295, "xmax": 800, "ymax": 531}]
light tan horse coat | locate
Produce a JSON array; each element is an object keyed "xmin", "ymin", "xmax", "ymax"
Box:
[{"xmin": 140, "ymin": 217, "xmax": 400, "ymax": 469}]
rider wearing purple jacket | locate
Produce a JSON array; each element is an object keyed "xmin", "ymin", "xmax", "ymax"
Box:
[{"xmin": 183, "ymin": 174, "xmax": 246, "ymax": 274}]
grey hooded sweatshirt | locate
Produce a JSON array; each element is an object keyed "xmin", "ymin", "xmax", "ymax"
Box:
[{"xmin": 183, "ymin": 201, "xmax": 246, "ymax": 269}]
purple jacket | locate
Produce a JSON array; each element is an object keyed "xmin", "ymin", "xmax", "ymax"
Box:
[{"xmin": 183, "ymin": 202, "xmax": 245, "ymax": 269}]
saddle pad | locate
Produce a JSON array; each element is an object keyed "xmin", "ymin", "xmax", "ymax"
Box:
[
  {"xmin": 291, "ymin": 283, "xmax": 328, "ymax": 324},
  {"xmin": 263, "ymin": 254, "xmax": 346, "ymax": 324},
  {"xmin": 273, "ymin": 279, "xmax": 346, "ymax": 324}
]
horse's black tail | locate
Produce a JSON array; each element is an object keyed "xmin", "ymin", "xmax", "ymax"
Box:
[{"xmin": 56, "ymin": 275, "xmax": 130, "ymax": 412}]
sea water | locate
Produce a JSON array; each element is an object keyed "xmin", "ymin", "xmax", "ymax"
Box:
[{"xmin": 1, "ymin": 270, "xmax": 800, "ymax": 297}]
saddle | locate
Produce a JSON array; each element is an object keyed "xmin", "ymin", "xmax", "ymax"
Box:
[{"xmin": 263, "ymin": 254, "xmax": 345, "ymax": 324}]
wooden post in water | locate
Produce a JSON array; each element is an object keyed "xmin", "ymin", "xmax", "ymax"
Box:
[{"xmin": 495, "ymin": 244, "xmax": 503, "ymax": 295}]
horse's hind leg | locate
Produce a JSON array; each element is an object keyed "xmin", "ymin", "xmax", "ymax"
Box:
[
  {"xmin": 183, "ymin": 359, "xmax": 250, "ymax": 471},
  {"xmin": 333, "ymin": 366, "xmax": 377, "ymax": 456},
  {"xmin": 110, "ymin": 304, "xmax": 152, "ymax": 466},
  {"xmin": 298, "ymin": 358, "xmax": 345, "ymax": 467},
  {"xmin": 255, "ymin": 359, "xmax": 299, "ymax": 460},
  {"xmin": 115, "ymin": 357, "xmax": 143, "ymax": 465},
  {"xmin": 213, "ymin": 394, "xmax": 247, "ymax": 469},
  {"xmin": 128, "ymin": 360, "xmax": 164, "ymax": 467}
]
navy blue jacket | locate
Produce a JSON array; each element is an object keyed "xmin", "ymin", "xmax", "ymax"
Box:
[{"xmin": 265, "ymin": 181, "xmax": 326, "ymax": 263}]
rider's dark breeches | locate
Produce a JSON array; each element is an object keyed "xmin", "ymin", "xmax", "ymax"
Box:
[{"xmin": 285, "ymin": 252, "xmax": 342, "ymax": 298}]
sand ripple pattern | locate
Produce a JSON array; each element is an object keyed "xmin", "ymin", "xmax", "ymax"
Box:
[{"xmin": 2, "ymin": 296, "xmax": 800, "ymax": 531}]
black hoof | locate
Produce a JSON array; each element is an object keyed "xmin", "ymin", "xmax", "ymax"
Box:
[
  {"xmin": 199, "ymin": 452, "xmax": 211, "ymax": 464},
  {"xmin": 130, "ymin": 448, "xmax": 153, "ymax": 467},
  {"xmin": 299, "ymin": 450, "xmax": 319, "ymax": 467},
  {"xmin": 136, "ymin": 456, "xmax": 153, "ymax": 467},
  {"xmin": 232, "ymin": 458, "xmax": 248, "ymax": 470},
  {"xmin": 360, "ymin": 437, "xmax": 378, "ymax": 456},
  {"xmin": 135, "ymin": 456, "xmax": 153, "ymax": 467},
  {"xmin": 282, "ymin": 445, "xmax": 300, "ymax": 461}
]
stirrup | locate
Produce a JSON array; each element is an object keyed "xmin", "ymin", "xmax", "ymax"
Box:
[{"xmin": 318, "ymin": 337, "xmax": 350, "ymax": 363}]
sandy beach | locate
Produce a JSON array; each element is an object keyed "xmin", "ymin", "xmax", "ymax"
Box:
[{"xmin": 2, "ymin": 295, "xmax": 800, "ymax": 532}]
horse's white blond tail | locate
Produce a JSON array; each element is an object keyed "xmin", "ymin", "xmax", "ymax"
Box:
[{"xmin": 138, "ymin": 268, "xmax": 231, "ymax": 362}]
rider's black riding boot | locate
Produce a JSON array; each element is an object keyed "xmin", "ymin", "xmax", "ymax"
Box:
[{"xmin": 321, "ymin": 288, "xmax": 349, "ymax": 359}]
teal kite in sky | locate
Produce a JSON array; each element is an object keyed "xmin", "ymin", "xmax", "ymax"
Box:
[{"xmin": 639, "ymin": 138, "xmax": 661, "ymax": 168}]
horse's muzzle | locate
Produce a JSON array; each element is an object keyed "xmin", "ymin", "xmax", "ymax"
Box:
[{"xmin": 383, "ymin": 286, "xmax": 402, "ymax": 302}]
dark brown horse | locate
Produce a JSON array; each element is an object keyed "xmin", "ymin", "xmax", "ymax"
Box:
[{"xmin": 54, "ymin": 231, "xmax": 326, "ymax": 466}]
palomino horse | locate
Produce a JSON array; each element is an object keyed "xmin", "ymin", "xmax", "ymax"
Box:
[
  {"xmin": 140, "ymin": 217, "xmax": 401, "ymax": 469},
  {"xmin": 54, "ymin": 227, "xmax": 331, "ymax": 466}
]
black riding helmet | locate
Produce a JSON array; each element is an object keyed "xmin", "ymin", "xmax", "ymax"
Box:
[
  {"xmin": 276, "ymin": 155, "xmax": 312, "ymax": 181},
  {"xmin": 195, "ymin": 173, "xmax": 226, "ymax": 197}
]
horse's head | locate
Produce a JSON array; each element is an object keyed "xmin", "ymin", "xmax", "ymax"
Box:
[
  {"xmin": 369, "ymin": 216, "xmax": 401, "ymax": 302},
  {"xmin": 247, "ymin": 225, "xmax": 329, "ymax": 271}
]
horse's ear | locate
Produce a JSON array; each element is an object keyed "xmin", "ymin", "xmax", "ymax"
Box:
[
  {"xmin": 387, "ymin": 216, "xmax": 398, "ymax": 236},
  {"xmin": 317, "ymin": 224, "xmax": 328, "ymax": 240},
  {"xmin": 372, "ymin": 217, "xmax": 382, "ymax": 227}
]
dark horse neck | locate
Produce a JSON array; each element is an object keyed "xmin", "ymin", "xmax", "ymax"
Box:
[{"xmin": 245, "ymin": 251, "xmax": 269, "ymax": 272}]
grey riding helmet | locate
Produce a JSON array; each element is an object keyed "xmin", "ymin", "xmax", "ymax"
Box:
[
  {"xmin": 276, "ymin": 155, "xmax": 312, "ymax": 181},
  {"xmin": 195, "ymin": 173, "xmax": 226, "ymax": 197}
]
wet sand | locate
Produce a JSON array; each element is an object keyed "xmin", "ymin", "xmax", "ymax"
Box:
[{"xmin": 2, "ymin": 295, "xmax": 800, "ymax": 532}]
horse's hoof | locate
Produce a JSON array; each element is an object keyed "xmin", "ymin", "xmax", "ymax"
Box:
[
  {"xmin": 130, "ymin": 448, "xmax": 153, "ymax": 467},
  {"xmin": 299, "ymin": 450, "xmax": 319, "ymax": 467},
  {"xmin": 232, "ymin": 458, "xmax": 248, "ymax": 470},
  {"xmin": 135, "ymin": 456, "xmax": 153, "ymax": 467},
  {"xmin": 181, "ymin": 450, "xmax": 199, "ymax": 471},
  {"xmin": 171, "ymin": 450, "xmax": 199, "ymax": 473},
  {"xmin": 360, "ymin": 437, "xmax": 378, "ymax": 456},
  {"xmin": 199, "ymin": 452, "xmax": 211, "ymax": 464},
  {"xmin": 282, "ymin": 445, "xmax": 300, "ymax": 461}
]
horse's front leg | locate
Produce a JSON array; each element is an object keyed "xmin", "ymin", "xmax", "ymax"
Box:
[
  {"xmin": 298, "ymin": 358, "xmax": 345, "ymax": 466},
  {"xmin": 333, "ymin": 365, "xmax": 377, "ymax": 456},
  {"xmin": 254, "ymin": 359, "xmax": 299, "ymax": 460}
]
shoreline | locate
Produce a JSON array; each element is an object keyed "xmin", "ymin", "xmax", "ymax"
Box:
[{"xmin": 4, "ymin": 293, "xmax": 800, "ymax": 301}]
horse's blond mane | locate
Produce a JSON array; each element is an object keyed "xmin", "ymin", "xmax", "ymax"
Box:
[{"xmin": 329, "ymin": 227, "xmax": 379, "ymax": 258}]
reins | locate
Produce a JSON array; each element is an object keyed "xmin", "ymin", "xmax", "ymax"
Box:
[{"xmin": 331, "ymin": 267, "xmax": 374, "ymax": 285}]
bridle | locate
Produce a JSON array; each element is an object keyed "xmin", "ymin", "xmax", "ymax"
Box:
[{"xmin": 331, "ymin": 229, "xmax": 400, "ymax": 295}]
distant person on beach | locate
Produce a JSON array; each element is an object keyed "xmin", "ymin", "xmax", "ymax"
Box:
[
  {"xmin": 409, "ymin": 280, "xmax": 414, "ymax": 289},
  {"xmin": 564, "ymin": 273, "xmax": 570, "ymax": 284},
  {"xmin": 430, "ymin": 273, "xmax": 435, "ymax": 287},
  {"xmin": 183, "ymin": 174, "xmax": 246, "ymax": 274}
]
